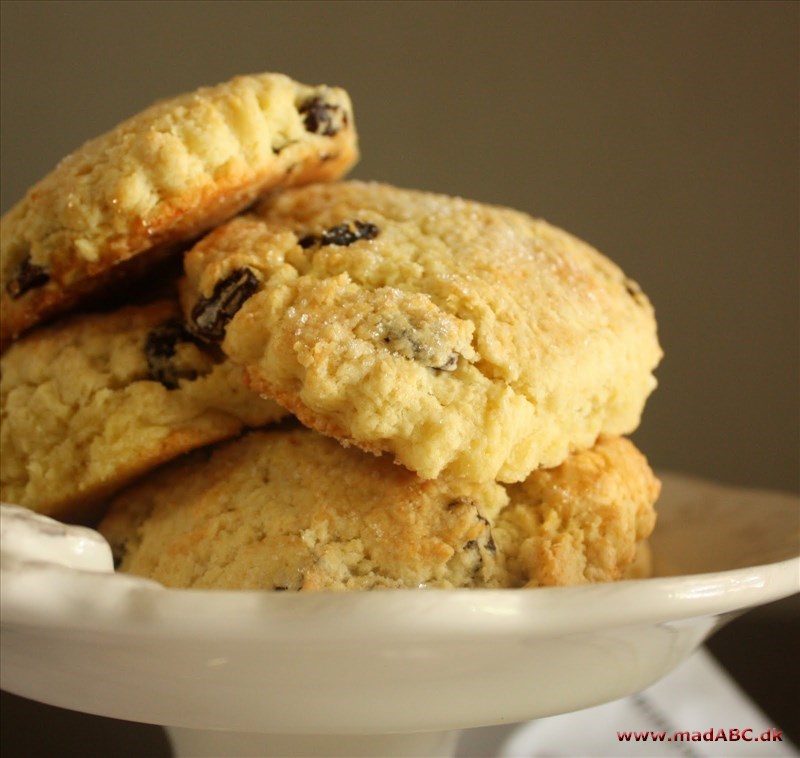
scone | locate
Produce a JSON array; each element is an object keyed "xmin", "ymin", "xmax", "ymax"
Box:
[
  {"xmin": 180, "ymin": 181, "xmax": 662, "ymax": 483},
  {"xmin": 0, "ymin": 300, "xmax": 287, "ymax": 522},
  {"xmin": 99, "ymin": 427, "xmax": 507, "ymax": 591},
  {"xmin": 98, "ymin": 429, "xmax": 658, "ymax": 591},
  {"xmin": 493, "ymin": 435, "xmax": 659, "ymax": 587},
  {"xmin": 0, "ymin": 72, "xmax": 358, "ymax": 344}
]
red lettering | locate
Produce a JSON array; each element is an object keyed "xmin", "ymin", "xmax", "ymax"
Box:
[
  {"xmin": 616, "ymin": 731, "xmax": 668, "ymax": 742},
  {"xmin": 618, "ymin": 726, "xmax": 782, "ymax": 745}
]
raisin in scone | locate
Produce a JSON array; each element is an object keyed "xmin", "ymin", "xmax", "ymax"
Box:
[
  {"xmin": 180, "ymin": 181, "xmax": 662, "ymax": 483},
  {"xmin": 98, "ymin": 430, "xmax": 658, "ymax": 591},
  {"xmin": 99, "ymin": 427, "xmax": 507, "ymax": 591},
  {"xmin": 0, "ymin": 73, "xmax": 358, "ymax": 345},
  {"xmin": 0, "ymin": 300, "xmax": 287, "ymax": 521},
  {"xmin": 493, "ymin": 436, "xmax": 659, "ymax": 587}
]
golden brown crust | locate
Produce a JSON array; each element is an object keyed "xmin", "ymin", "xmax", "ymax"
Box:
[
  {"xmin": 1, "ymin": 73, "xmax": 358, "ymax": 344},
  {"xmin": 493, "ymin": 436, "xmax": 660, "ymax": 586}
]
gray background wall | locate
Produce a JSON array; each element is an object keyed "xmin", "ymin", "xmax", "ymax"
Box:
[{"xmin": 2, "ymin": 0, "xmax": 797, "ymax": 493}]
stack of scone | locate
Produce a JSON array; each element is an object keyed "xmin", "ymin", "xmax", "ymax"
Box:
[{"xmin": 1, "ymin": 73, "xmax": 662, "ymax": 591}]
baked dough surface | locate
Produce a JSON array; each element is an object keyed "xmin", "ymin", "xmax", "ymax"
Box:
[{"xmin": 181, "ymin": 181, "xmax": 662, "ymax": 483}]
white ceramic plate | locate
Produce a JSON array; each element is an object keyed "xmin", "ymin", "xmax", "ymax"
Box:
[{"xmin": 1, "ymin": 472, "xmax": 798, "ymax": 757}]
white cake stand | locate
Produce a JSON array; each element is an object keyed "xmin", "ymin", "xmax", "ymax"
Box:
[{"xmin": 2, "ymin": 473, "xmax": 798, "ymax": 757}]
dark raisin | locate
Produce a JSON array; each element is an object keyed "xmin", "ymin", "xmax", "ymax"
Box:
[
  {"xmin": 298, "ymin": 221, "xmax": 379, "ymax": 250},
  {"xmin": 381, "ymin": 321, "xmax": 457, "ymax": 371},
  {"xmin": 447, "ymin": 497, "xmax": 475, "ymax": 511},
  {"xmin": 322, "ymin": 221, "xmax": 379, "ymax": 247},
  {"xmin": 464, "ymin": 540, "xmax": 478, "ymax": 551},
  {"xmin": 433, "ymin": 354, "xmax": 459, "ymax": 372},
  {"xmin": 6, "ymin": 254, "xmax": 50, "ymax": 299},
  {"xmin": 474, "ymin": 514, "xmax": 497, "ymax": 554},
  {"xmin": 298, "ymin": 96, "xmax": 342, "ymax": 136},
  {"xmin": 190, "ymin": 268, "xmax": 260, "ymax": 342},
  {"xmin": 624, "ymin": 278, "xmax": 646, "ymax": 305},
  {"xmin": 145, "ymin": 319, "xmax": 197, "ymax": 389}
]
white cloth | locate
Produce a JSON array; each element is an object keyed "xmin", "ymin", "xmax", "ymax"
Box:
[{"xmin": 458, "ymin": 648, "xmax": 798, "ymax": 757}]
